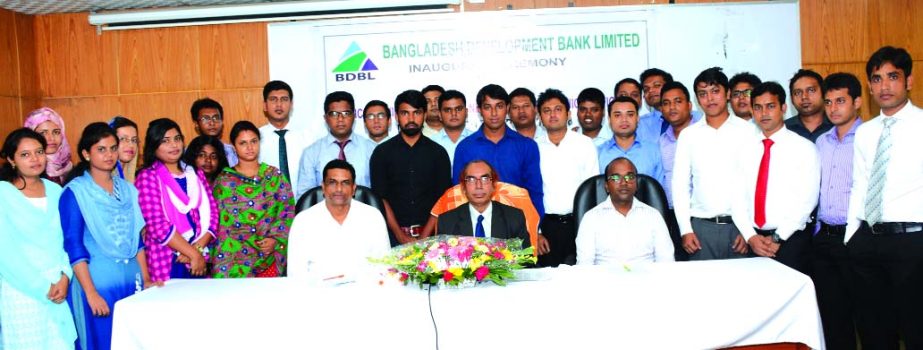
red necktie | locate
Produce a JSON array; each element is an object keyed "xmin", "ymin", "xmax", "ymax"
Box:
[{"xmin": 754, "ymin": 138, "xmax": 774, "ymax": 228}]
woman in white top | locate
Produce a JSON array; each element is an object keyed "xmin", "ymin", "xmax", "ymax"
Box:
[{"xmin": 0, "ymin": 128, "xmax": 77, "ymax": 349}]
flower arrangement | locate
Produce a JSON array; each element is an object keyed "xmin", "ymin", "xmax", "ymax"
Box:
[{"xmin": 372, "ymin": 235, "xmax": 536, "ymax": 288}]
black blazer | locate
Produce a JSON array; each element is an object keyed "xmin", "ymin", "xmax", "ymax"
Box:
[{"xmin": 436, "ymin": 201, "xmax": 531, "ymax": 249}]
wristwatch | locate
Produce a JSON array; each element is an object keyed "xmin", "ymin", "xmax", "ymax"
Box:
[{"xmin": 771, "ymin": 233, "xmax": 783, "ymax": 244}]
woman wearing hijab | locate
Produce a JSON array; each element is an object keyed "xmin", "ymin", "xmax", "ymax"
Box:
[
  {"xmin": 24, "ymin": 107, "xmax": 73, "ymax": 185},
  {"xmin": 0, "ymin": 128, "xmax": 77, "ymax": 349},
  {"xmin": 60, "ymin": 123, "xmax": 157, "ymax": 350},
  {"xmin": 135, "ymin": 118, "xmax": 217, "ymax": 281}
]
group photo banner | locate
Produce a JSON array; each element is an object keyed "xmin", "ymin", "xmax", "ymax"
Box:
[{"xmin": 268, "ymin": 1, "xmax": 800, "ymax": 140}]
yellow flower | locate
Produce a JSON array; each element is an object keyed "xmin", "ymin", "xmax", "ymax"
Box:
[
  {"xmin": 448, "ymin": 237, "xmax": 459, "ymax": 247},
  {"xmin": 448, "ymin": 267, "xmax": 464, "ymax": 278},
  {"xmin": 475, "ymin": 244, "xmax": 489, "ymax": 253},
  {"xmin": 469, "ymin": 259, "xmax": 483, "ymax": 270},
  {"xmin": 502, "ymin": 250, "xmax": 512, "ymax": 260},
  {"xmin": 429, "ymin": 261, "xmax": 442, "ymax": 273}
]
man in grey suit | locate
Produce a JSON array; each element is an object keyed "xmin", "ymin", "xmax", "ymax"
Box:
[{"xmin": 436, "ymin": 160, "xmax": 531, "ymax": 248}]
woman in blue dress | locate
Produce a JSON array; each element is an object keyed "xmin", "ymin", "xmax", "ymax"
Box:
[{"xmin": 60, "ymin": 122, "xmax": 157, "ymax": 350}]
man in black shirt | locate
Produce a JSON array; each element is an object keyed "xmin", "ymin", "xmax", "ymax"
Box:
[
  {"xmin": 370, "ymin": 90, "xmax": 453, "ymax": 245},
  {"xmin": 785, "ymin": 69, "xmax": 833, "ymax": 142}
]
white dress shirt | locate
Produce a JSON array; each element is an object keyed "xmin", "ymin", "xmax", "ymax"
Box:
[
  {"xmin": 731, "ymin": 127, "xmax": 820, "ymax": 241},
  {"xmin": 576, "ymin": 199, "xmax": 675, "ymax": 266},
  {"xmin": 672, "ymin": 116, "xmax": 759, "ymax": 234},
  {"xmin": 287, "ymin": 199, "xmax": 391, "ymax": 279},
  {"xmin": 259, "ymin": 123, "xmax": 311, "ymax": 190},
  {"xmin": 431, "ymin": 128, "xmax": 473, "ymax": 167},
  {"xmin": 467, "ymin": 202, "xmax": 493, "ymax": 238},
  {"xmin": 845, "ymin": 102, "xmax": 923, "ymax": 241},
  {"xmin": 535, "ymin": 130, "xmax": 599, "ymax": 215},
  {"xmin": 296, "ymin": 133, "xmax": 377, "ymax": 197}
]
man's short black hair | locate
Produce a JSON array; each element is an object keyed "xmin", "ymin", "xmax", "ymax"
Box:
[
  {"xmin": 190, "ymin": 97, "xmax": 224, "ymax": 123},
  {"xmin": 729, "ymin": 72, "xmax": 762, "ymax": 90},
  {"xmin": 421, "ymin": 85, "xmax": 445, "ymax": 95},
  {"xmin": 394, "ymin": 90, "xmax": 427, "ymax": 111},
  {"xmin": 640, "ymin": 68, "xmax": 674, "ymax": 86},
  {"xmin": 866, "ymin": 46, "xmax": 913, "ymax": 79},
  {"xmin": 577, "ymin": 87, "xmax": 605, "ymax": 108},
  {"xmin": 363, "ymin": 100, "xmax": 391, "ymax": 119},
  {"xmin": 438, "ymin": 90, "xmax": 467, "ymax": 108},
  {"xmin": 660, "ymin": 81, "xmax": 690, "ymax": 102},
  {"xmin": 537, "ymin": 88, "xmax": 570, "ymax": 112},
  {"xmin": 476, "ymin": 84, "xmax": 510, "ymax": 106},
  {"xmin": 693, "ymin": 67, "xmax": 729, "ymax": 91},
  {"xmin": 822, "ymin": 72, "xmax": 862, "ymax": 100},
  {"xmin": 324, "ymin": 91, "xmax": 355, "ymax": 114},
  {"xmin": 509, "ymin": 87, "xmax": 536, "ymax": 106},
  {"xmin": 614, "ymin": 78, "xmax": 642, "ymax": 95},
  {"xmin": 323, "ymin": 159, "xmax": 356, "ymax": 182},
  {"xmin": 608, "ymin": 95, "xmax": 640, "ymax": 115},
  {"xmin": 788, "ymin": 69, "xmax": 824, "ymax": 95},
  {"xmin": 751, "ymin": 81, "xmax": 787, "ymax": 106},
  {"xmin": 263, "ymin": 80, "xmax": 293, "ymax": 101}
]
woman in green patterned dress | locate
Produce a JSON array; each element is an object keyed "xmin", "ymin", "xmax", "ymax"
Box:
[{"xmin": 211, "ymin": 121, "xmax": 294, "ymax": 278}]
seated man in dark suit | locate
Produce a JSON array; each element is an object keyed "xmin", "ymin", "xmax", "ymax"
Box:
[{"xmin": 436, "ymin": 160, "xmax": 531, "ymax": 248}]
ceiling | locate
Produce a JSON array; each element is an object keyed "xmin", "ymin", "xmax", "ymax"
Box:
[{"xmin": 0, "ymin": 0, "xmax": 295, "ymax": 15}]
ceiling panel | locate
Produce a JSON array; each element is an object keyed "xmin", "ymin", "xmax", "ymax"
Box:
[{"xmin": 0, "ymin": 0, "xmax": 289, "ymax": 15}]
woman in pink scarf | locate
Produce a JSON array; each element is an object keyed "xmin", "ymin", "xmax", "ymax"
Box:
[
  {"xmin": 24, "ymin": 107, "xmax": 73, "ymax": 185},
  {"xmin": 135, "ymin": 118, "xmax": 217, "ymax": 282}
]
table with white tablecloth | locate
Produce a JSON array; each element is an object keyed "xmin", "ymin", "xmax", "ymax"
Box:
[{"xmin": 111, "ymin": 257, "xmax": 824, "ymax": 349}]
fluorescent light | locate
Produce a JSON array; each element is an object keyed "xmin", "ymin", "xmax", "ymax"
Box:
[{"xmin": 89, "ymin": 0, "xmax": 459, "ymax": 30}]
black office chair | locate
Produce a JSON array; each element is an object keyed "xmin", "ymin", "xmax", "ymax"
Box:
[
  {"xmin": 295, "ymin": 185, "xmax": 396, "ymax": 246},
  {"xmin": 569, "ymin": 174, "xmax": 685, "ymax": 263}
]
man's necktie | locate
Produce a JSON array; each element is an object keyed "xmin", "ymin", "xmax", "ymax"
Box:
[
  {"xmin": 274, "ymin": 129, "xmax": 290, "ymax": 181},
  {"xmin": 475, "ymin": 214, "xmax": 485, "ymax": 238},
  {"xmin": 335, "ymin": 139, "xmax": 351, "ymax": 161},
  {"xmin": 754, "ymin": 138, "xmax": 774, "ymax": 228},
  {"xmin": 865, "ymin": 117, "xmax": 896, "ymax": 225}
]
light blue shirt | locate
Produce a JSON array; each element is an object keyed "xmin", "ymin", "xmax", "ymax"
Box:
[
  {"xmin": 431, "ymin": 128, "xmax": 473, "ymax": 167},
  {"xmin": 597, "ymin": 137, "xmax": 664, "ymax": 185},
  {"xmin": 637, "ymin": 109, "xmax": 704, "ymax": 144},
  {"xmin": 296, "ymin": 133, "xmax": 377, "ymax": 197}
]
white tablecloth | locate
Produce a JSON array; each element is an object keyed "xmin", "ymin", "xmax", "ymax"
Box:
[{"xmin": 112, "ymin": 257, "xmax": 824, "ymax": 349}]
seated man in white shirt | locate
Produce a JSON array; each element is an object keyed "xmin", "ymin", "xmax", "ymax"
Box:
[
  {"xmin": 576, "ymin": 157, "xmax": 675, "ymax": 266},
  {"xmin": 287, "ymin": 159, "xmax": 391, "ymax": 279}
]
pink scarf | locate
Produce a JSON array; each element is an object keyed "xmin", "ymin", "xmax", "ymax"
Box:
[
  {"xmin": 155, "ymin": 163, "xmax": 211, "ymax": 242},
  {"xmin": 24, "ymin": 107, "xmax": 73, "ymax": 178}
]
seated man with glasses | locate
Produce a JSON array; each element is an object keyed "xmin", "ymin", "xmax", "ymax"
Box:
[
  {"xmin": 296, "ymin": 91, "xmax": 377, "ymax": 198},
  {"xmin": 576, "ymin": 157, "xmax": 675, "ymax": 266},
  {"xmin": 436, "ymin": 160, "xmax": 530, "ymax": 248}
]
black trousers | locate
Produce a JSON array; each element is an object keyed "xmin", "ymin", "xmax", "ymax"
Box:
[
  {"xmin": 812, "ymin": 225, "xmax": 856, "ymax": 350},
  {"xmin": 848, "ymin": 222, "xmax": 923, "ymax": 350},
  {"xmin": 538, "ymin": 214, "xmax": 575, "ymax": 267},
  {"xmin": 755, "ymin": 228, "xmax": 812, "ymax": 275}
]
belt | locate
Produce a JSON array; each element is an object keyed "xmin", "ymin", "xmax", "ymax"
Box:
[
  {"xmin": 819, "ymin": 222, "xmax": 846, "ymax": 236},
  {"xmin": 863, "ymin": 221, "xmax": 923, "ymax": 235},
  {"xmin": 693, "ymin": 215, "xmax": 734, "ymax": 225},
  {"xmin": 400, "ymin": 225, "xmax": 422, "ymax": 238},
  {"xmin": 545, "ymin": 213, "xmax": 573, "ymax": 222}
]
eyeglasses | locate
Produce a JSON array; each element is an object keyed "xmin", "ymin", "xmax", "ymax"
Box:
[
  {"xmin": 606, "ymin": 173, "xmax": 637, "ymax": 184},
  {"xmin": 160, "ymin": 134, "xmax": 184, "ymax": 145},
  {"xmin": 365, "ymin": 112, "xmax": 388, "ymax": 120},
  {"xmin": 326, "ymin": 110, "xmax": 354, "ymax": 120},
  {"xmin": 197, "ymin": 152, "xmax": 219, "ymax": 161},
  {"xmin": 731, "ymin": 89, "xmax": 752, "ymax": 99},
  {"xmin": 464, "ymin": 175, "xmax": 493, "ymax": 185},
  {"xmin": 119, "ymin": 136, "xmax": 140, "ymax": 145},
  {"xmin": 199, "ymin": 115, "xmax": 223, "ymax": 124}
]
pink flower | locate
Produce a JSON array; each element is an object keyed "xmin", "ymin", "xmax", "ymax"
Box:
[
  {"xmin": 443, "ymin": 270, "xmax": 454, "ymax": 282},
  {"xmin": 475, "ymin": 266, "xmax": 489, "ymax": 281},
  {"xmin": 399, "ymin": 272, "xmax": 409, "ymax": 282},
  {"xmin": 417, "ymin": 263, "xmax": 427, "ymax": 272},
  {"xmin": 492, "ymin": 251, "xmax": 504, "ymax": 259}
]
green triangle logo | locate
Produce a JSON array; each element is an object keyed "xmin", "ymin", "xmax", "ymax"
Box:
[{"xmin": 333, "ymin": 42, "xmax": 379, "ymax": 73}]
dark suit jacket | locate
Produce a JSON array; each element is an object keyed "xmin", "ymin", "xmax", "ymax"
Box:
[{"xmin": 436, "ymin": 201, "xmax": 531, "ymax": 249}]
